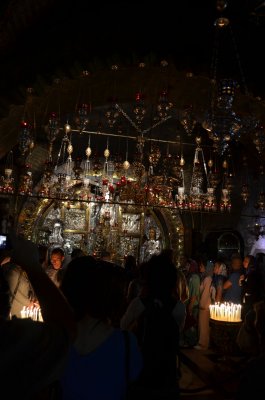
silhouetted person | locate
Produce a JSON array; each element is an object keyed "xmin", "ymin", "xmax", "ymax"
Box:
[
  {"xmin": 71, "ymin": 248, "xmax": 85, "ymax": 260},
  {"xmin": 223, "ymin": 254, "xmax": 243, "ymax": 304},
  {"xmin": 0, "ymin": 233, "xmax": 76, "ymax": 398},
  {"xmin": 60, "ymin": 255, "xmax": 142, "ymax": 399},
  {"xmin": 236, "ymin": 300, "xmax": 265, "ymax": 400},
  {"xmin": 240, "ymin": 254, "xmax": 264, "ymax": 320},
  {"xmin": 121, "ymin": 253, "xmax": 180, "ymax": 399}
]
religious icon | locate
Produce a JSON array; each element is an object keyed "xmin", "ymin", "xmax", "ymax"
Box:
[
  {"xmin": 140, "ymin": 226, "xmax": 162, "ymax": 263},
  {"xmin": 48, "ymin": 219, "xmax": 64, "ymax": 247},
  {"xmin": 122, "ymin": 213, "xmax": 141, "ymax": 234}
]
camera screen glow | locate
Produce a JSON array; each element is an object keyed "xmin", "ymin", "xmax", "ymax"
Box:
[{"xmin": 0, "ymin": 235, "xmax": 7, "ymax": 249}]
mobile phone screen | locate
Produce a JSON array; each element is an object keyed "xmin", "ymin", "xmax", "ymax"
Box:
[{"xmin": 0, "ymin": 235, "xmax": 7, "ymax": 250}]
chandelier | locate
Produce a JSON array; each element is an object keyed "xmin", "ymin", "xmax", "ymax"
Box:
[
  {"xmin": 0, "ymin": 116, "xmax": 235, "ymax": 214},
  {"xmin": 202, "ymin": 5, "xmax": 259, "ymax": 157},
  {"xmin": 203, "ymin": 79, "xmax": 242, "ymax": 155},
  {"xmin": 0, "ymin": 45, "xmax": 263, "ymax": 215},
  {"xmin": 1, "ymin": 0, "xmax": 264, "ymax": 216},
  {"xmin": 176, "ymin": 137, "xmax": 222, "ymax": 212}
]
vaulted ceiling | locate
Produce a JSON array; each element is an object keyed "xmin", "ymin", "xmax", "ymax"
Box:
[
  {"xmin": 0, "ymin": 0, "xmax": 265, "ymax": 107},
  {"xmin": 1, "ymin": 0, "xmax": 265, "ymax": 171}
]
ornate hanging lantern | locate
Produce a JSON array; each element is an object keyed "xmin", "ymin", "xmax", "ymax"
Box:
[
  {"xmin": 18, "ymin": 121, "xmax": 33, "ymax": 156},
  {"xmin": 105, "ymin": 104, "xmax": 120, "ymax": 128},
  {"xmin": 76, "ymin": 103, "xmax": 90, "ymax": 132},
  {"xmin": 0, "ymin": 151, "xmax": 14, "ymax": 194},
  {"xmin": 180, "ymin": 105, "xmax": 197, "ymax": 136},
  {"xmin": 133, "ymin": 92, "xmax": 146, "ymax": 125},
  {"xmin": 156, "ymin": 90, "xmax": 173, "ymax": 119}
]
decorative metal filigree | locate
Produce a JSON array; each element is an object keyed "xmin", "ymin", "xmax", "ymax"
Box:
[
  {"xmin": 203, "ymin": 79, "xmax": 242, "ymax": 154},
  {"xmin": 75, "ymin": 103, "xmax": 90, "ymax": 133}
]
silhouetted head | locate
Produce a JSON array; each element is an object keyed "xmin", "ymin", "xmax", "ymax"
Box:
[
  {"xmin": 100, "ymin": 250, "xmax": 111, "ymax": 261},
  {"xmin": 230, "ymin": 254, "xmax": 242, "ymax": 270},
  {"xmin": 61, "ymin": 256, "xmax": 126, "ymax": 322},
  {"xmin": 71, "ymin": 248, "xmax": 84, "ymax": 259},
  {"xmin": 243, "ymin": 254, "xmax": 255, "ymax": 270},
  {"xmin": 144, "ymin": 253, "xmax": 177, "ymax": 301}
]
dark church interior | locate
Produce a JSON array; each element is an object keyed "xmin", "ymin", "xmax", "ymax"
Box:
[{"xmin": 0, "ymin": 1, "xmax": 265, "ymax": 399}]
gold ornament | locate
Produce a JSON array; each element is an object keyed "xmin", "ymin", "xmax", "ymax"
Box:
[
  {"xmin": 222, "ymin": 159, "xmax": 228, "ymax": 169},
  {"xmin": 85, "ymin": 146, "xmax": 92, "ymax": 157},
  {"xmin": 64, "ymin": 123, "xmax": 71, "ymax": 133},
  {"xmin": 104, "ymin": 148, "xmax": 110, "ymax": 159},
  {"xmin": 67, "ymin": 144, "xmax": 73, "ymax": 155},
  {"xmin": 208, "ymin": 159, "xmax": 213, "ymax": 168},
  {"xmin": 180, "ymin": 156, "xmax": 185, "ymax": 166},
  {"xmin": 123, "ymin": 160, "xmax": 130, "ymax": 170}
]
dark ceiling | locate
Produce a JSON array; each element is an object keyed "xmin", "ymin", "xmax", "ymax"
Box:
[
  {"xmin": 0, "ymin": 0, "xmax": 265, "ymax": 110},
  {"xmin": 0, "ymin": 0, "xmax": 265, "ymax": 170}
]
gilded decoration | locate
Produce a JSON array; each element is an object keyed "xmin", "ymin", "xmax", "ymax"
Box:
[
  {"xmin": 63, "ymin": 206, "xmax": 88, "ymax": 232},
  {"xmin": 122, "ymin": 213, "xmax": 141, "ymax": 235},
  {"xmin": 16, "ymin": 195, "xmax": 184, "ymax": 265}
]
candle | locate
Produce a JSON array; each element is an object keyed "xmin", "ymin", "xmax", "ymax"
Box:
[
  {"xmin": 209, "ymin": 302, "xmax": 242, "ymax": 322},
  {"xmin": 20, "ymin": 306, "xmax": 27, "ymax": 319},
  {"xmin": 20, "ymin": 306, "xmax": 43, "ymax": 322}
]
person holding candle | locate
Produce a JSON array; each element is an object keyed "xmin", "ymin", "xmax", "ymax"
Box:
[
  {"xmin": 0, "ymin": 248, "xmax": 35, "ymax": 318},
  {"xmin": 0, "ymin": 232, "xmax": 76, "ymax": 399}
]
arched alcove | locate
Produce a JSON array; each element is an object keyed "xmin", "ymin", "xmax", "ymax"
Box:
[
  {"xmin": 16, "ymin": 189, "xmax": 184, "ymax": 266},
  {"xmin": 204, "ymin": 230, "xmax": 244, "ymax": 263}
]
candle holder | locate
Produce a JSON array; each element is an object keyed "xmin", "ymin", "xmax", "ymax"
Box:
[
  {"xmin": 209, "ymin": 302, "xmax": 242, "ymax": 361},
  {"xmin": 210, "ymin": 318, "xmax": 242, "ymax": 359}
]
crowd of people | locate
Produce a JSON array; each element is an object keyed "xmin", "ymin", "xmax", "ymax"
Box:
[
  {"xmin": 0, "ymin": 236, "xmax": 265, "ymax": 399},
  {"xmin": 179, "ymin": 252, "xmax": 265, "ymax": 352}
]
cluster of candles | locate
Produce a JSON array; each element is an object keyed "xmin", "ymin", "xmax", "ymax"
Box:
[
  {"xmin": 209, "ymin": 302, "xmax": 242, "ymax": 322},
  {"xmin": 20, "ymin": 306, "xmax": 43, "ymax": 322}
]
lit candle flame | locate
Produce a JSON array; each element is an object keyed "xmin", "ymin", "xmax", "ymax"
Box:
[
  {"xmin": 20, "ymin": 306, "xmax": 43, "ymax": 322},
  {"xmin": 209, "ymin": 302, "xmax": 241, "ymax": 322}
]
